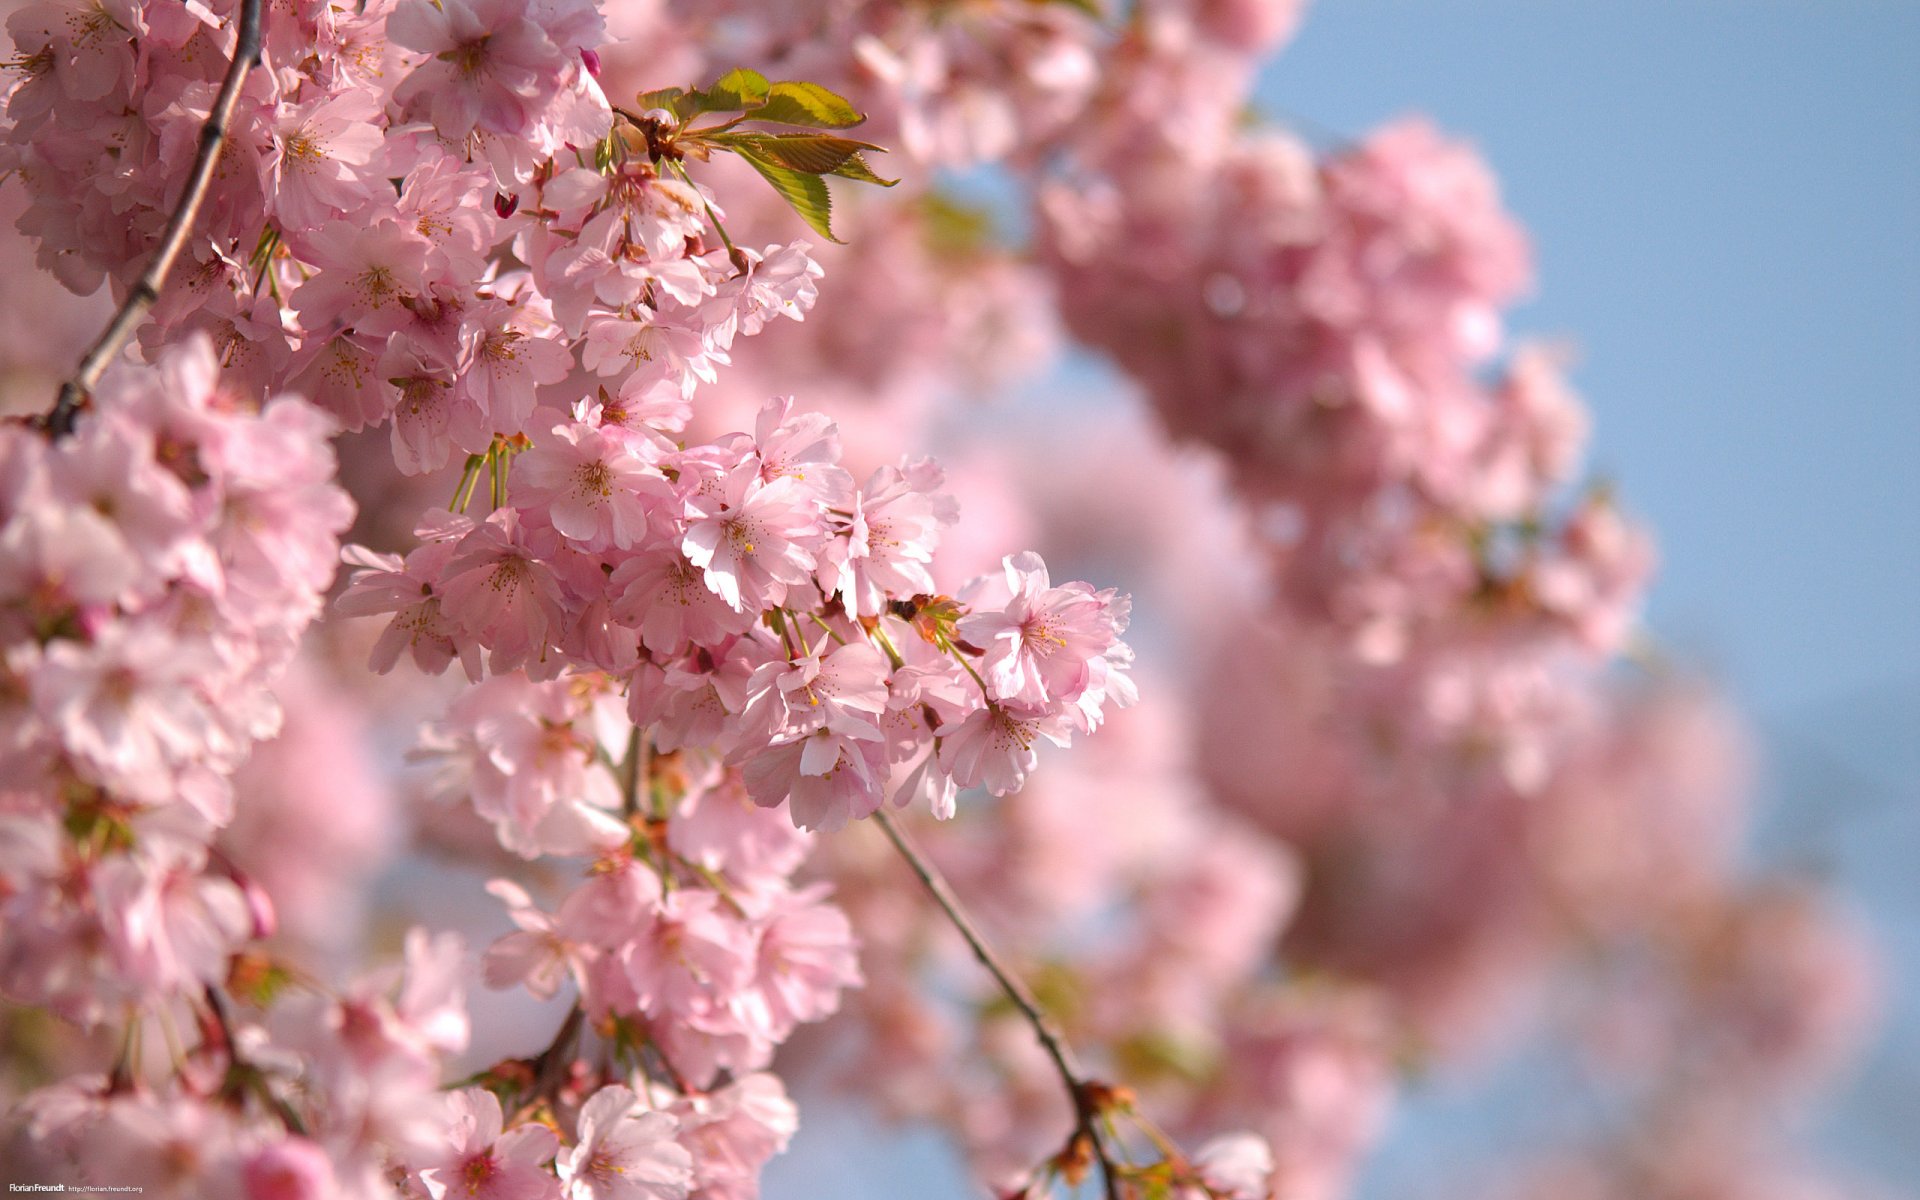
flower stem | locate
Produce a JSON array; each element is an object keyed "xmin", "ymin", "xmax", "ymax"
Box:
[
  {"xmin": 871, "ymin": 809, "xmax": 1123, "ymax": 1200},
  {"xmin": 621, "ymin": 725, "xmax": 649, "ymax": 818},
  {"xmin": 664, "ymin": 156, "xmax": 750, "ymax": 274}
]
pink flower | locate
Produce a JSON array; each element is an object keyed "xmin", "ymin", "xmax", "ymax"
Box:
[
  {"xmin": 241, "ymin": 1138, "xmax": 339, "ymax": 1200},
  {"xmin": 725, "ymin": 244, "xmax": 824, "ymax": 338},
  {"xmin": 635, "ymin": 650, "xmax": 755, "ymax": 755},
  {"xmin": 289, "ymin": 332, "xmax": 389, "ymax": 432},
  {"xmin": 740, "ymin": 727, "xmax": 890, "ymax": 832},
  {"xmin": 936, "ymin": 701, "xmax": 1073, "ymax": 798},
  {"xmin": 481, "ymin": 879, "xmax": 585, "ymax": 999},
  {"xmin": 414, "ymin": 673, "xmax": 628, "ymax": 858},
  {"xmin": 203, "ymin": 395, "xmax": 357, "ymax": 607},
  {"xmin": 747, "ymin": 883, "xmax": 862, "ymax": 1036},
  {"xmin": 44, "ymin": 411, "xmax": 197, "ymax": 581},
  {"xmin": 544, "ymin": 161, "xmax": 709, "ymax": 269},
  {"xmin": 462, "ymin": 293, "xmax": 573, "ymax": 431},
  {"xmin": 397, "ymin": 152, "xmax": 499, "ymax": 279},
  {"xmin": 383, "ymin": 340, "xmax": 491, "ymax": 475},
  {"xmin": 267, "ymin": 88, "xmax": 387, "ymax": 231},
  {"xmin": 397, "ymin": 927, "xmax": 474, "ymax": 1060},
  {"xmin": 579, "ymin": 310, "xmax": 718, "ymax": 391},
  {"xmin": 2, "ymin": 0, "xmax": 146, "ymax": 123},
  {"xmin": 1184, "ymin": 1133, "xmax": 1274, "ymax": 1200},
  {"xmin": 766, "ymin": 640, "xmax": 891, "ymax": 741},
  {"xmin": 78, "ymin": 1093, "xmax": 247, "ymax": 1198},
  {"xmin": 30, "ymin": 622, "xmax": 219, "ymax": 797},
  {"xmin": 94, "ymin": 844, "xmax": 252, "ymax": 993},
  {"xmin": 825, "ymin": 459, "xmax": 957, "ymax": 618},
  {"xmin": 336, "ymin": 540, "xmax": 483, "ymax": 680},
  {"xmin": 749, "ymin": 396, "xmax": 850, "ymax": 499},
  {"xmin": 390, "ymin": 0, "xmax": 602, "ymax": 140},
  {"xmin": 957, "ymin": 551, "xmax": 1130, "ymax": 710},
  {"xmin": 513, "ymin": 420, "xmax": 665, "ymax": 551},
  {"xmin": 621, "ymin": 888, "xmax": 755, "ymax": 1026},
  {"xmin": 438, "ymin": 510, "xmax": 569, "ymax": 676},
  {"xmin": 608, "ymin": 544, "xmax": 753, "ymax": 655},
  {"xmin": 663, "ymin": 1074, "xmax": 798, "ymax": 1200},
  {"xmin": 681, "ymin": 468, "xmax": 823, "ymax": 614},
  {"xmin": 666, "ymin": 775, "xmax": 812, "ymax": 883},
  {"xmin": 292, "ymin": 219, "xmax": 432, "ymax": 336},
  {"xmin": 416, "ymin": 1088, "xmax": 561, "ymax": 1200},
  {"xmin": 558, "ymin": 1086, "xmax": 692, "ymax": 1200},
  {"xmin": 0, "ymin": 500, "xmax": 142, "ymax": 621}
]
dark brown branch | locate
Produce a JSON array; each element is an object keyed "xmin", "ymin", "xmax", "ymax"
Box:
[
  {"xmin": 524, "ymin": 1003, "xmax": 585, "ymax": 1103},
  {"xmin": 872, "ymin": 809, "xmax": 1124, "ymax": 1200},
  {"xmin": 41, "ymin": 0, "xmax": 265, "ymax": 439}
]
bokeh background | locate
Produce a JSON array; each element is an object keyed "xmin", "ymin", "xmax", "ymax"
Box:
[
  {"xmin": 0, "ymin": 1, "xmax": 1910, "ymax": 1195},
  {"xmin": 766, "ymin": 3, "xmax": 1920, "ymax": 1194}
]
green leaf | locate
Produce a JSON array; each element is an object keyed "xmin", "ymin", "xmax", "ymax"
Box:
[
  {"xmin": 1047, "ymin": 0, "xmax": 1105, "ymax": 17},
  {"xmin": 632, "ymin": 87, "xmax": 686, "ymax": 115},
  {"xmin": 685, "ymin": 67, "xmax": 770, "ymax": 116},
  {"xmin": 737, "ymin": 153, "xmax": 840, "ymax": 243},
  {"xmin": 826, "ymin": 151, "xmax": 898, "ymax": 187},
  {"xmin": 751, "ymin": 80, "xmax": 865, "ymax": 129},
  {"xmin": 714, "ymin": 132, "xmax": 881, "ymax": 175}
]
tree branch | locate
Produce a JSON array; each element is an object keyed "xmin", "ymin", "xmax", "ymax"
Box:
[
  {"xmin": 872, "ymin": 809, "xmax": 1123, "ymax": 1200},
  {"xmin": 524, "ymin": 1003, "xmax": 585, "ymax": 1104},
  {"xmin": 41, "ymin": 0, "xmax": 265, "ymax": 439},
  {"xmin": 204, "ymin": 984, "xmax": 308, "ymax": 1135}
]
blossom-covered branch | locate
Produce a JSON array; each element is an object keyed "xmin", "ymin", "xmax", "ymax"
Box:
[
  {"xmin": 40, "ymin": 0, "xmax": 263, "ymax": 438},
  {"xmin": 874, "ymin": 809, "xmax": 1123, "ymax": 1200}
]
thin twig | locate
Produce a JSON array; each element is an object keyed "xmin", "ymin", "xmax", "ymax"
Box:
[
  {"xmin": 620, "ymin": 725, "xmax": 648, "ymax": 818},
  {"xmin": 524, "ymin": 1004, "xmax": 585, "ymax": 1104},
  {"xmin": 872, "ymin": 809, "xmax": 1123, "ymax": 1200},
  {"xmin": 41, "ymin": 0, "xmax": 265, "ymax": 439},
  {"xmin": 204, "ymin": 985, "xmax": 308, "ymax": 1134},
  {"xmin": 664, "ymin": 156, "xmax": 750, "ymax": 273}
]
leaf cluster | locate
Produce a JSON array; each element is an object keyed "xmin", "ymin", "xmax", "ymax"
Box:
[{"xmin": 627, "ymin": 68, "xmax": 898, "ymax": 243}]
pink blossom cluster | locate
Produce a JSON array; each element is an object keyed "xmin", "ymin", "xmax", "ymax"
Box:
[
  {"xmin": 1, "ymin": 0, "xmax": 817, "ymax": 457},
  {"xmin": 0, "ymin": 0, "xmax": 1894, "ymax": 1197},
  {"xmin": 1043, "ymin": 114, "xmax": 1650, "ymax": 668},
  {"xmin": 345, "ymin": 395, "xmax": 1132, "ymax": 834},
  {"xmin": 678, "ymin": 185, "xmax": 1063, "ymax": 466},
  {"xmin": 7, "ymin": 931, "xmax": 464, "ymax": 1198},
  {"xmin": 5, "ymin": 0, "xmax": 1136, "ymax": 836},
  {"xmin": 642, "ymin": 0, "xmax": 1098, "ymax": 169},
  {"xmin": 3, "ymin": 0, "xmax": 1138, "ymax": 1195},
  {"xmin": 424, "ymin": 678, "xmax": 867, "ymax": 1084},
  {"xmin": 7, "ymin": 936, "xmax": 792, "ymax": 1200},
  {"xmin": 0, "ymin": 336, "xmax": 352, "ymax": 1022}
]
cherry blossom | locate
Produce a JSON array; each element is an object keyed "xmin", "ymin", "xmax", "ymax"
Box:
[
  {"xmin": 558, "ymin": 1086, "xmax": 693, "ymax": 1200},
  {"xmin": 0, "ymin": 2, "xmax": 1880, "ymax": 1199}
]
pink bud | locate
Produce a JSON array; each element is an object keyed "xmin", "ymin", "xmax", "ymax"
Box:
[
  {"xmin": 494, "ymin": 193, "xmax": 520, "ymax": 219},
  {"xmin": 243, "ymin": 1138, "xmax": 334, "ymax": 1200},
  {"xmin": 240, "ymin": 874, "xmax": 278, "ymax": 940},
  {"xmin": 580, "ymin": 48, "xmax": 602, "ymax": 77}
]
